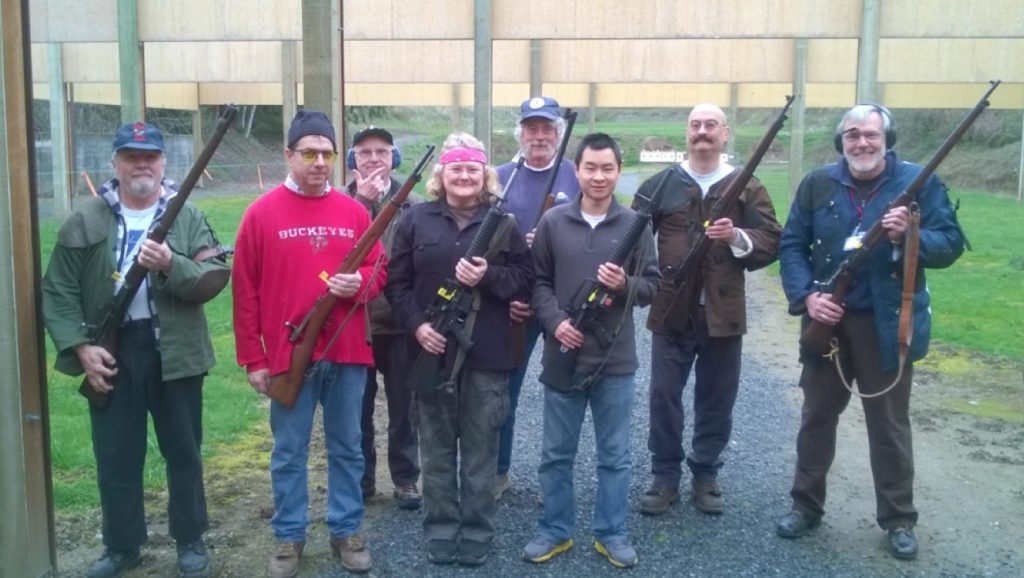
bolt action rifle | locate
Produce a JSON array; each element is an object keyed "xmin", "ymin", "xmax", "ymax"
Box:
[
  {"xmin": 266, "ymin": 145, "xmax": 436, "ymax": 408},
  {"xmin": 406, "ymin": 157, "xmax": 525, "ymax": 398},
  {"xmin": 78, "ymin": 105, "xmax": 239, "ymax": 408},
  {"xmin": 538, "ymin": 170, "xmax": 669, "ymax": 389},
  {"xmin": 648, "ymin": 95, "xmax": 794, "ymax": 332},
  {"xmin": 801, "ymin": 81, "xmax": 1000, "ymax": 356}
]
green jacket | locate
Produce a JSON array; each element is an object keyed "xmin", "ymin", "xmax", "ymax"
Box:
[{"xmin": 42, "ymin": 192, "xmax": 228, "ymax": 381}]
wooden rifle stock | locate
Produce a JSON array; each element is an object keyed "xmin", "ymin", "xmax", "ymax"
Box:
[
  {"xmin": 800, "ymin": 81, "xmax": 1000, "ymax": 355},
  {"xmin": 266, "ymin": 146, "xmax": 436, "ymax": 408},
  {"xmin": 79, "ymin": 105, "xmax": 239, "ymax": 407},
  {"xmin": 649, "ymin": 95, "xmax": 794, "ymax": 331}
]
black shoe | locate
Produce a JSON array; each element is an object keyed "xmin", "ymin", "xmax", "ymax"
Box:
[
  {"xmin": 176, "ymin": 539, "xmax": 210, "ymax": 578},
  {"xmin": 457, "ymin": 540, "xmax": 490, "ymax": 567},
  {"xmin": 426, "ymin": 539, "xmax": 458, "ymax": 565},
  {"xmin": 776, "ymin": 511, "xmax": 821, "ymax": 539},
  {"xmin": 887, "ymin": 527, "xmax": 918, "ymax": 561},
  {"xmin": 85, "ymin": 548, "xmax": 141, "ymax": 578}
]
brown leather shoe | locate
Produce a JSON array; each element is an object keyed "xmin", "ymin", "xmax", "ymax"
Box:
[
  {"xmin": 639, "ymin": 483, "xmax": 680, "ymax": 515},
  {"xmin": 267, "ymin": 541, "xmax": 304, "ymax": 578},
  {"xmin": 692, "ymin": 478, "xmax": 724, "ymax": 515},
  {"xmin": 331, "ymin": 534, "xmax": 372, "ymax": 573}
]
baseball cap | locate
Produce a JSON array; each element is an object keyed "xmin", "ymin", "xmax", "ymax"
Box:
[
  {"xmin": 352, "ymin": 126, "xmax": 394, "ymax": 147},
  {"xmin": 519, "ymin": 96, "xmax": 561, "ymax": 123},
  {"xmin": 113, "ymin": 122, "xmax": 166, "ymax": 153}
]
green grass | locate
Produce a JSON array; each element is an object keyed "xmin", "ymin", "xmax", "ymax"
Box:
[{"xmin": 45, "ymin": 194, "xmax": 265, "ymax": 511}]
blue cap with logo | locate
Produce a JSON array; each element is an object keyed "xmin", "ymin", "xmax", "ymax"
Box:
[
  {"xmin": 113, "ymin": 121, "xmax": 166, "ymax": 153},
  {"xmin": 519, "ymin": 96, "xmax": 561, "ymax": 122}
]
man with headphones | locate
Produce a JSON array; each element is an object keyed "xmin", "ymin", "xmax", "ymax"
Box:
[
  {"xmin": 776, "ymin": 104, "xmax": 965, "ymax": 560},
  {"xmin": 345, "ymin": 126, "xmax": 424, "ymax": 511}
]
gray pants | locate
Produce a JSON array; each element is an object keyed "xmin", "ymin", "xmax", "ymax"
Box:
[
  {"xmin": 416, "ymin": 368, "xmax": 508, "ymax": 545},
  {"xmin": 648, "ymin": 307, "xmax": 742, "ymax": 488},
  {"xmin": 790, "ymin": 310, "xmax": 917, "ymax": 529}
]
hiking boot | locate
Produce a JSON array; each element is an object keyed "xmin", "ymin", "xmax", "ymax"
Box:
[
  {"xmin": 691, "ymin": 478, "xmax": 724, "ymax": 515},
  {"xmin": 594, "ymin": 538, "xmax": 638, "ymax": 568},
  {"xmin": 425, "ymin": 539, "xmax": 458, "ymax": 565},
  {"xmin": 457, "ymin": 539, "xmax": 491, "ymax": 567},
  {"xmin": 638, "ymin": 483, "xmax": 679, "ymax": 515},
  {"xmin": 394, "ymin": 484, "xmax": 422, "ymax": 510},
  {"xmin": 176, "ymin": 539, "xmax": 210, "ymax": 578},
  {"xmin": 85, "ymin": 548, "xmax": 141, "ymax": 578},
  {"xmin": 331, "ymin": 534, "xmax": 372, "ymax": 573},
  {"xmin": 887, "ymin": 527, "xmax": 918, "ymax": 561},
  {"xmin": 493, "ymin": 473, "xmax": 512, "ymax": 501},
  {"xmin": 267, "ymin": 541, "xmax": 304, "ymax": 578},
  {"xmin": 776, "ymin": 511, "xmax": 821, "ymax": 539},
  {"xmin": 522, "ymin": 535, "xmax": 574, "ymax": 563}
]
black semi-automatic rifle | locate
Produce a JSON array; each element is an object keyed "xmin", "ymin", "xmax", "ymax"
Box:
[
  {"xmin": 801, "ymin": 80, "xmax": 1000, "ymax": 356},
  {"xmin": 648, "ymin": 95, "xmax": 794, "ymax": 332},
  {"xmin": 406, "ymin": 157, "xmax": 526, "ymax": 397},
  {"xmin": 538, "ymin": 170, "xmax": 669, "ymax": 389},
  {"xmin": 79, "ymin": 105, "xmax": 238, "ymax": 407}
]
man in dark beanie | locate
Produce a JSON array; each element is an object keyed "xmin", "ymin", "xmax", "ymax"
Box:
[{"xmin": 234, "ymin": 110, "xmax": 383, "ymax": 575}]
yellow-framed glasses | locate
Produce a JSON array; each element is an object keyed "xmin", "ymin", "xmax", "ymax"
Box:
[{"xmin": 294, "ymin": 149, "xmax": 338, "ymax": 165}]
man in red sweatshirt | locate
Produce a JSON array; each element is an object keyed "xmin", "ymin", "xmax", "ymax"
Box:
[{"xmin": 232, "ymin": 110, "xmax": 385, "ymax": 576}]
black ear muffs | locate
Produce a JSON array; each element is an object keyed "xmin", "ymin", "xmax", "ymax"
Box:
[
  {"xmin": 347, "ymin": 146, "xmax": 403, "ymax": 170},
  {"xmin": 835, "ymin": 103, "xmax": 896, "ymax": 153}
]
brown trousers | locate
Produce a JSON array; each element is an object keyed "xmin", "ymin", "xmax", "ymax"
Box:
[{"xmin": 790, "ymin": 310, "xmax": 918, "ymax": 529}]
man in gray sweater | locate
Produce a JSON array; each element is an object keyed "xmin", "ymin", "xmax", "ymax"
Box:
[{"xmin": 522, "ymin": 133, "xmax": 659, "ymax": 569}]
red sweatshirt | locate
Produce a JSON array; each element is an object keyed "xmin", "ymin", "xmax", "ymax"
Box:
[{"xmin": 232, "ymin": 184, "xmax": 386, "ymax": 375}]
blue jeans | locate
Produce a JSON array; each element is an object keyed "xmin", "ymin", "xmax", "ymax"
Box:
[
  {"xmin": 270, "ymin": 362, "xmax": 366, "ymax": 541},
  {"xmin": 498, "ymin": 319, "xmax": 542, "ymax": 476},
  {"xmin": 536, "ymin": 373, "xmax": 635, "ymax": 543}
]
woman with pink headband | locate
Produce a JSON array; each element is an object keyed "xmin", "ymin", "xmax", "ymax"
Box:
[{"xmin": 384, "ymin": 132, "xmax": 534, "ymax": 566}]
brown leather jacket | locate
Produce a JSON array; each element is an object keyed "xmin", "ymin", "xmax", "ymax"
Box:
[{"xmin": 636, "ymin": 165, "xmax": 781, "ymax": 337}]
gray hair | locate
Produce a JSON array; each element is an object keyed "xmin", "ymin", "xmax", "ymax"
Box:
[
  {"xmin": 513, "ymin": 116, "xmax": 567, "ymax": 143},
  {"xmin": 836, "ymin": 104, "xmax": 893, "ymax": 136}
]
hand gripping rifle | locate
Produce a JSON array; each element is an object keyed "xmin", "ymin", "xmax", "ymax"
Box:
[
  {"xmin": 648, "ymin": 95, "xmax": 794, "ymax": 332},
  {"xmin": 538, "ymin": 170, "xmax": 669, "ymax": 389},
  {"xmin": 800, "ymin": 81, "xmax": 1000, "ymax": 356},
  {"xmin": 78, "ymin": 105, "xmax": 239, "ymax": 408},
  {"xmin": 406, "ymin": 157, "xmax": 526, "ymax": 398},
  {"xmin": 267, "ymin": 145, "xmax": 436, "ymax": 408}
]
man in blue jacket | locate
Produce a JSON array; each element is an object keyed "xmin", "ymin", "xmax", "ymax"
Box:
[{"xmin": 775, "ymin": 104, "xmax": 965, "ymax": 561}]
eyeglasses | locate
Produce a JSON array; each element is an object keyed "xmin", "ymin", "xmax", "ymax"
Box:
[
  {"xmin": 294, "ymin": 149, "xmax": 338, "ymax": 164},
  {"xmin": 689, "ymin": 120, "xmax": 722, "ymax": 131},
  {"xmin": 354, "ymin": 148, "xmax": 392, "ymax": 160},
  {"xmin": 842, "ymin": 130, "xmax": 883, "ymax": 144}
]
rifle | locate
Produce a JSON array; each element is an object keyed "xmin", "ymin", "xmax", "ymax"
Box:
[
  {"xmin": 78, "ymin": 105, "xmax": 238, "ymax": 408},
  {"xmin": 267, "ymin": 145, "xmax": 436, "ymax": 408},
  {"xmin": 648, "ymin": 95, "xmax": 795, "ymax": 332},
  {"xmin": 538, "ymin": 170, "xmax": 669, "ymax": 389},
  {"xmin": 406, "ymin": 157, "xmax": 526, "ymax": 398},
  {"xmin": 801, "ymin": 81, "xmax": 1000, "ymax": 356},
  {"xmin": 530, "ymin": 108, "xmax": 579, "ymax": 228}
]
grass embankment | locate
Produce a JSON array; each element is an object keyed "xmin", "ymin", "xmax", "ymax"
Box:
[{"xmin": 44, "ymin": 195, "xmax": 266, "ymax": 511}]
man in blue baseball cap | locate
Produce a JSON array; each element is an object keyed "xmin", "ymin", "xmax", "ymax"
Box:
[
  {"xmin": 493, "ymin": 97, "xmax": 580, "ymax": 501},
  {"xmin": 43, "ymin": 121, "xmax": 229, "ymax": 578}
]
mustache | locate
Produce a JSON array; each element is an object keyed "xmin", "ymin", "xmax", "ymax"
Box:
[{"xmin": 690, "ymin": 135, "xmax": 714, "ymax": 144}]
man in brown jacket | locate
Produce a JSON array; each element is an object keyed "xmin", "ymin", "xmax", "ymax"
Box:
[
  {"xmin": 346, "ymin": 126, "xmax": 423, "ymax": 510},
  {"xmin": 636, "ymin": 103, "xmax": 781, "ymax": 516}
]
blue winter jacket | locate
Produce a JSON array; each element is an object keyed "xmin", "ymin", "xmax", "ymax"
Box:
[{"xmin": 779, "ymin": 151, "xmax": 965, "ymax": 372}]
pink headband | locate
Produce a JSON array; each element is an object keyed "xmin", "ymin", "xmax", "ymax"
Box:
[{"xmin": 440, "ymin": 147, "xmax": 487, "ymax": 166}]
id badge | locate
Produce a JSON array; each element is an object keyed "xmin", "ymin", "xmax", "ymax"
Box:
[{"xmin": 843, "ymin": 225, "xmax": 865, "ymax": 252}]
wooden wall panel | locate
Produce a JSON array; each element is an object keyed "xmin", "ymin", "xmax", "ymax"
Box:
[
  {"xmin": 145, "ymin": 41, "xmax": 283, "ymax": 82},
  {"xmin": 879, "ymin": 39, "xmax": 1024, "ymax": 83},
  {"xmin": 882, "ymin": 0, "xmax": 1024, "ymax": 37},
  {"xmin": 139, "ymin": 0, "xmax": 301, "ymax": 41},
  {"xmin": 29, "ymin": 0, "xmax": 117, "ymax": 42},
  {"xmin": 345, "ymin": 0, "xmax": 473, "ymax": 40}
]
